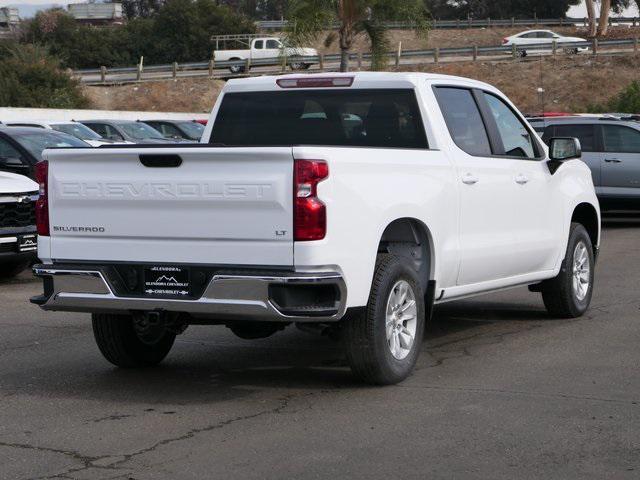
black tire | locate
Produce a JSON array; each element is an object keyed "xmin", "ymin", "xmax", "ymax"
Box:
[
  {"xmin": 343, "ymin": 254, "xmax": 425, "ymax": 385},
  {"xmin": 0, "ymin": 260, "xmax": 29, "ymax": 279},
  {"xmin": 541, "ymin": 223, "xmax": 595, "ymax": 318},
  {"xmin": 289, "ymin": 62, "xmax": 307, "ymax": 71},
  {"xmin": 518, "ymin": 49, "xmax": 528, "ymax": 58},
  {"xmin": 92, "ymin": 313, "xmax": 176, "ymax": 368},
  {"xmin": 228, "ymin": 59, "xmax": 246, "ymax": 74}
]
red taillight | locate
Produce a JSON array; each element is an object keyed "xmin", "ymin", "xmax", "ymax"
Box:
[
  {"xmin": 502, "ymin": 37, "xmax": 508, "ymax": 44},
  {"xmin": 294, "ymin": 159, "xmax": 328, "ymax": 241},
  {"xmin": 35, "ymin": 161, "xmax": 49, "ymax": 236}
]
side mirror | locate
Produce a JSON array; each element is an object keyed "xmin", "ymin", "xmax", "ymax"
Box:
[
  {"xmin": 549, "ymin": 137, "xmax": 581, "ymax": 161},
  {"xmin": 548, "ymin": 137, "xmax": 581, "ymax": 174}
]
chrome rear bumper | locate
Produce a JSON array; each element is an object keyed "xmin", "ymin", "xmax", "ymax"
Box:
[{"xmin": 32, "ymin": 265, "xmax": 347, "ymax": 322}]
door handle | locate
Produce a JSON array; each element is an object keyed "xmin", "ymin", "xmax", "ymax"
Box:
[
  {"xmin": 605, "ymin": 158, "xmax": 622, "ymax": 163},
  {"xmin": 139, "ymin": 154, "xmax": 182, "ymax": 168},
  {"xmin": 515, "ymin": 174, "xmax": 530, "ymax": 185},
  {"xmin": 461, "ymin": 173, "xmax": 479, "ymax": 185}
]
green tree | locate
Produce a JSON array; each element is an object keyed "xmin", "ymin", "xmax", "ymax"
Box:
[
  {"xmin": 150, "ymin": 0, "xmax": 255, "ymax": 63},
  {"xmin": 287, "ymin": 0, "xmax": 430, "ymax": 72},
  {"xmin": 122, "ymin": 0, "xmax": 166, "ymax": 18},
  {"xmin": 427, "ymin": 0, "xmax": 580, "ymax": 19},
  {"xmin": 21, "ymin": 0, "xmax": 255, "ymax": 68},
  {"xmin": 585, "ymin": 80, "xmax": 640, "ymax": 113},
  {"xmin": 0, "ymin": 41, "xmax": 88, "ymax": 108}
]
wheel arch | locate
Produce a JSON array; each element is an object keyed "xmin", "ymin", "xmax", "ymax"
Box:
[
  {"xmin": 571, "ymin": 202, "xmax": 600, "ymax": 254},
  {"xmin": 376, "ymin": 218, "xmax": 435, "ymax": 296}
]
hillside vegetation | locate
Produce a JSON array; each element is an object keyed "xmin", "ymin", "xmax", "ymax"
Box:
[{"xmin": 85, "ymin": 55, "xmax": 640, "ymax": 114}]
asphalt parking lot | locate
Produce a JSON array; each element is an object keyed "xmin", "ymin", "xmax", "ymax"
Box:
[{"xmin": 1, "ymin": 218, "xmax": 639, "ymax": 480}]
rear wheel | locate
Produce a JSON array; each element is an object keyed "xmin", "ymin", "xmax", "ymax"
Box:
[
  {"xmin": 92, "ymin": 313, "xmax": 176, "ymax": 368},
  {"xmin": 290, "ymin": 62, "xmax": 309, "ymax": 70},
  {"xmin": 228, "ymin": 59, "xmax": 246, "ymax": 74},
  {"xmin": 343, "ymin": 254, "xmax": 425, "ymax": 385},
  {"xmin": 541, "ymin": 223, "xmax": 594, "ymax": 318},
  {"xmin": 564, "ymin": 47, "xmax": 579, "ymax": 55}
]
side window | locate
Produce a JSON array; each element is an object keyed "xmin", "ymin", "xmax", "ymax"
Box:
[
  {"xmin": 483, "ymin": 92, "xmax": 536, "ymax": 158},
  {"xmin": 519, "ymin": 32, "xmax": 535, "ymax": 38},
  {"xmin": 266, "ymin": 39, "xmax": 280, "ymax": 49},
  {"xmin": 602, "ymin": 125, "xmax": 640, "ymax": 153},
  {"xmin": 553, "ymin": 124, "xmax": 596, "ymax": 152},
  {"xmin": 85, "ymin": 123, "xmax": 107, "ymax": 137},
  {"xmin": 0, "ymin": 138, "xmax": 24, "ymax": 160},
  {"xmin": 254, "ymin": 40, "xmax": 264, "ymax": 49},
  {"xmin": 538, "ymin": 31, "xmax": 554, "ymax": 38},
  {"xmin": 435, "ymin": 87, "xmax": 492, "ymax": 156},
  {"xmin": 160, "ymin": 123, "xmax": 182, "ymax": 137},
  {"xmin": 105, "ymin": 125, "xmax": 124, "ymax": 141}
]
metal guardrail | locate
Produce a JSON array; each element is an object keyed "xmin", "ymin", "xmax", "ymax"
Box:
[
  {"xmin": 75, "ymin": 37, "xmax": 640, "ymax": 84},
  {"xmin": 256, "ymin": 16, "xmax": 640, "ymax": 30}
]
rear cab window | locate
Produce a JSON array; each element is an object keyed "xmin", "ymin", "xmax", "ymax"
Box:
[{"xmin": 210, "ymin": 89, "xmax": 429, "ymax": 149}]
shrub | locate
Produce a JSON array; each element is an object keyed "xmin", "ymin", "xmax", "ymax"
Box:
[
  {"xmin": 22, "ymin": 0, "xmax": 256, "ymax": 69},
  {"xmin": 585, "ymin": 80, "xmax": 640, "ymax": 114},
  {"xmin": 0, "ymin": 41, "xmax": 89, "ymax": 108}
]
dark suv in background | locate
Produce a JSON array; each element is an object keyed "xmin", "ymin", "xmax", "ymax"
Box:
[{"xmin": 529, "ymin": 116, "xmax": 640, "ymax": 210}]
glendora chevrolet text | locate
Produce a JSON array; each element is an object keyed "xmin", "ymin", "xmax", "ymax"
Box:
[{"xmin": 31, "ymin": 72, "xmax": 601, "ymax": 385}]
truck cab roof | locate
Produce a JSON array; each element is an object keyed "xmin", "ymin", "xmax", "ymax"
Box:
[{"xmin": 223, "ymin": 72, "xmax": 500, "ymax": 95}]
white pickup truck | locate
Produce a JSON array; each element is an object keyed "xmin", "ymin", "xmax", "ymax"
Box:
[
  {"xmin": 32, "ymin": 72, "xmax": 600, "ymax": 385},
  {"xmin": 0, "ymin": 172, "xmax": 38, "ymax": 278},
  {"xmin": 213, "ymin": 37, "xmax": 318, "ymax": 73}
]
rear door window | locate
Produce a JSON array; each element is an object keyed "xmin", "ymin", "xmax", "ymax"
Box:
[
  {"xmin": 602, "ymin": 125, "xmax": 640, "ymax": 153},
  {"xmin": 211, "ymin": 89, "xmax": 428, "ymax": 149},
  {"xmin": 0, "ymin": 137, "xmax": 25, "ymax": 160},
  {"xmin": 553, "ymin": 124, "xmax": 596, "ymax": 152},
  {"xmin": 84, "ymin": 123, "xmax": 107, "ymax": 137},
  {"xmin": 434, "ymin": 87, "xmax": 492, "ymax": 156}
]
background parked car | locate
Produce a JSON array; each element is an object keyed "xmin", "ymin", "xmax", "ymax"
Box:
[
  {"xmin": 144, "ymin": 120, "xmax": 205, "ymax": 142},
  {"xmin": 79, "ymin": 120, "xmax": 187, "ymax": 144},
  {"xmin": 0, "ymin": 171, "xmax": 38, "ymax": 279},
  {"xmin": 0, "ymin": 127, "xmax": 90, "ymax": 180},
  {"xmin": 2, "ymin": 120, "xmax": 131, "ymax": 147},
  {"xmin": 503, "ymin": 30, "xmax": 588, "ymax": 56},
  {"xmin": 529, "ymin": 116, "xmax": 640, "ymax": 210}
]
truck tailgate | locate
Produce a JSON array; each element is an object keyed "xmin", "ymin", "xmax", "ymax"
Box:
[{"xmin": 45, "ymin": 147, "xmax": 294, "ymax": 266}]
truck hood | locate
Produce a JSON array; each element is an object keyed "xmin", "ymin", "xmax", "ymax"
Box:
[{"xmin": 0, "ymin": 171, "xmax": 38, "ymax": 194}]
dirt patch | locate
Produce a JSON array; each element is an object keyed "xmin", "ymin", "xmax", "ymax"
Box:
[
  {"xmin": 82, "ymin": 26, "xmax": 640, "ymax": 115},
  {"xmin": 407, "ymin": 55, "xmax": 640, "ymax": 114},
  {"xmin": 84, "ymin": 78, "xmax": 225, "ymax": 113}
]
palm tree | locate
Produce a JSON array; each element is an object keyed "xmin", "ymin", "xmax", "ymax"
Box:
[
  {"xmin": 286, "ymin": 0, "xmax": 430, "ymax": 72},
  {"xmin": 585, "ymin": 0, "xmax": 597, "ymax": 37},
  {"xmin": 597, "ymin": 0, "xmax": 612, "ymax": 36}
]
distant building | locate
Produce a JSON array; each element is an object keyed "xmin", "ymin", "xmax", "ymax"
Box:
[
  {"xmin": 68, "ymin": 2, "xmax": 124, "ymax": 25},
  {"xmin": 0, "ymin": 7, "xmax": 20, "ymax": 38}
]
